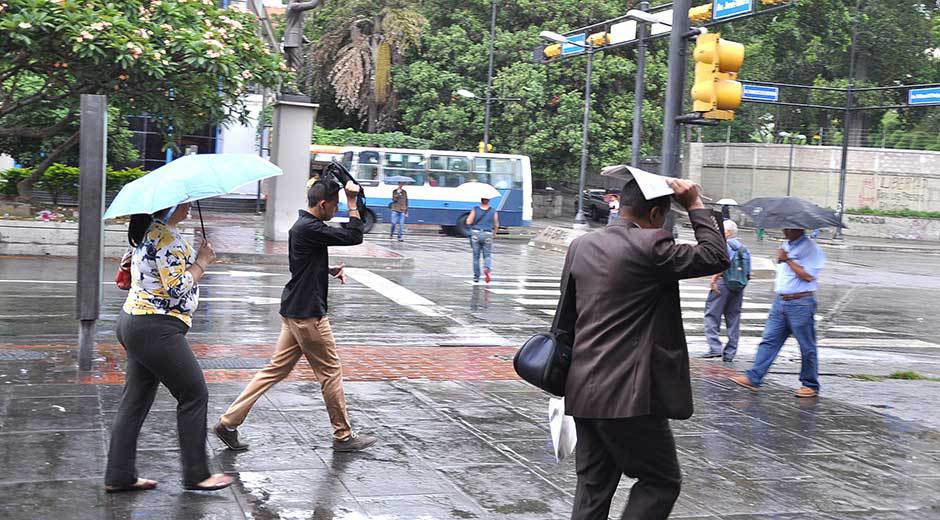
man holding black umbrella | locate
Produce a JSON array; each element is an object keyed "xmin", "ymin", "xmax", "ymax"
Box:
[{"xmin": 730, "ymin": 228, "xmax": 826, "ymax": 398}]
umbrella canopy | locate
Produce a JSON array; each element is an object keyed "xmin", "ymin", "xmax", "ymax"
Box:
[
  {"xmin": 457, "ymin": 181, "xmax": 501, "ymax": 200},
  {"xmin": 715, "ymin": 198, "xmax": 739, "ymax": 206},
  {"xmin": 104, "ymin": 154, "xmax": 282, "ymax": 219},
  {"xmin": 383, "ymin": 175, "xmax": 416, "ymax": 185},
  {"xmin": 741, "ymin": 196, "xmax": 845, "ymax": 229}
]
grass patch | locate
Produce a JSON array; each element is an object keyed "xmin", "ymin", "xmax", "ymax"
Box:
[
  {"xmin": 849, "ymin": 374, "xmax": 885, "ymax": 382},
  {"xmin": 847, "ymin": 372, "xmax": 940, "ymax": 382},
  {"xmin": 847, "ymin": 207, "xmax": 940, "ymax": 219}
]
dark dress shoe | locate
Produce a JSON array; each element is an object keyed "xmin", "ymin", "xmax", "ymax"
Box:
[
  {"xmin": 213, "ymin": 421, "xmax": 249, "ymax": 451},
  {"xmin": 699, "ymin": 352, "xmax": 722, "ymax": 359}
]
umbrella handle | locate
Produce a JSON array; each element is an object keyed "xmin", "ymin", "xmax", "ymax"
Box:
[{"xmin": 196, "ymin": 200, "xmax": 206, "ymax": 239}]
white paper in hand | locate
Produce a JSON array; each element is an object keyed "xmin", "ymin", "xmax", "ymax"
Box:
[
  {"xmin": 548, "ymin": 397, "xmax": 577, "ymax": 462},
  {"xmin": 600, "ymin": 165, "xmax": 675, "ymax": 200}
]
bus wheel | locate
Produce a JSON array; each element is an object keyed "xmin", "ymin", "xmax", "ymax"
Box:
[
  {"xmin": 441, "ymin": 225, "xmax": 456, "ymax": 236},
  {"xmin": 455, "ymin": 213, "xmax": 471, "ymax": 237},
  {"xmin": 362, "ymin": 210, "xmax": 376, "ymax": 234}
]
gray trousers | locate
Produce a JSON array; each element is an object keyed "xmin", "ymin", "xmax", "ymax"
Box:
[{"xmin": 703, "ymin": 279, "xmax": 744, "ymax": 359}]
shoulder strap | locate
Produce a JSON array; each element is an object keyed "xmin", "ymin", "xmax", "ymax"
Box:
[
  {"xmin": 472, "ymin": 207, "xmax": 492, "ymax": 226},
  {"xmin": 552, "ymin": 239, "xmax": 580, "ymax": 332}
]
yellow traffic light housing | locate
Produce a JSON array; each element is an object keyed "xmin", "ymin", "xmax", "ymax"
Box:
[
  {"xmin": 478, "ymin": 141, "xmax": 493, "ymax": 153},
  {"xmin": 760, "ymin": 0, "xmax": 788, "ymax": 4},
  {"xmin": 543, "ymin": 44, "xmax": 562, "ymax": 59},
  {"xmin": 691, "ymin": 33, "xmax": 744, "ymax": 121},
  {"xmin": 587, "ymin": 31, "xmax": 610, "ymax": 47},
  {"xmin": 688, "ymin": 4, "xmax": 713, "ymax": 23}
]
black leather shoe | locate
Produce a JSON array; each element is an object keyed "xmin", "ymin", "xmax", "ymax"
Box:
[
  {"xmin": 213, "ymin": 421, "xmax": 249, "ymax": 451},
  {"xmin": 699, "ymin": 353, "xmax": 722, "ymax": 359}
]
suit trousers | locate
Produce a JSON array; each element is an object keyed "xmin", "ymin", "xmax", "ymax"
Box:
[
  {"xmin": 220, "ymin": 316, "xmax": 352, "ymax": 440},
  {"xmin": 703, "ymin": 280, "xmax": 745, "ymax": 359},
  {"xmin": 571, "ymin": 416, "xmax": 681, "ymax": 520},
  {"xmin": 106, "ymin": 312, "xmax": 211, "ymax": 488}
]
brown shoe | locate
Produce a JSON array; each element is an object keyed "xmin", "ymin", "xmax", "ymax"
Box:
[
  {"xmin": 794, "ymin": 387, "xmax": 818, "ymax": 398},
  {"xmin": 729, "ymin": 374, "xmax": 759, "ymax": 391}
]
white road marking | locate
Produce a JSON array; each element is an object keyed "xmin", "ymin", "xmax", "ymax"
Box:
[
  {"xmin": 466, "ymin": 281, "xmax": 560, "ymax": 287},
  {"xmin": 514, "ymin": 298, "xmax": 771, "ymax": 310},
  {"xmin": 204, "ymin": 270, "xmax": 282, "ymax": 278},
  {"xmin": 199, "ymin": 296, "xmax": 281, "ymax": 305}
]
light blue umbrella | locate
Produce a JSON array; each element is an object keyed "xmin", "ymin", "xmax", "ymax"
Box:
[
  {"xmin": 104, "ymin": 153, "xmax": 282, "ymax": 221},
  {"xmin": 383, "ymin": 175, "xmax": 416, "ymax": 184}
]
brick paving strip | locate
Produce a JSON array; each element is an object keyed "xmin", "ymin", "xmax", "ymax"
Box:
[{"xmin": 0, "ymin": 343, "xmax": 738, "ymax": 385}]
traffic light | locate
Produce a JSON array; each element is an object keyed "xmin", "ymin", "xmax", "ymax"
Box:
[
  {"xmin": 690, "ymin": 33, "xmax": 744, "ymax": 120},
  {"xmin": 587, "ymin": 31, "xmax": 610, "ymax": 47},
  {"xmin": 478, "ymin": 141, "xmax": 493, "ymax": 153},
  {"xmin": 688, "ymin": 3, "xmax": 713, "ymax": 23},
  {"xmin": 543, "ymin": 44, "xmax": 562, "ymax": 59}
]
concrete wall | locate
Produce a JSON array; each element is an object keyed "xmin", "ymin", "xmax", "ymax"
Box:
[
  {"xmin": 686, "ymin": 143, "xmax": 940, "ymax": 212},
  {"xmin": 0, "ymin": 220, "xmax": 193, "ymax": 258},
  {"xmin": 842, "ymin": 214, "xmax": 940, "ymax": 241},
  {"xmin": 532, "ymin": 192, "xmax": 564, "ymax": 218}
]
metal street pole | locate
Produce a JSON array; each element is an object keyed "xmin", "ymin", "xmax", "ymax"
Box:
[
  {"xmin": 76, "ymin": 94, "xmax": 108, "ymax": 372},
  {"xmin": 787, "ymin": 139, "xmax": 795, "ymax": 196},
  {"xmin": 836, "ymin": 0, "xmax": 861, "ymax": 239},
  {"xmin": 574, "ymin": 43, "xmax": 595, "ymax": 229},
  {"xmin": 660, "ymin": 0, "xmax": 691, "ymax": 179},
  {"xmin": 482, "ymin": 0, "xmax": 497, "ymax": 148},
  {"xmin": 630, "ymin": 0, "xmax": 650, "ymax": 168}
]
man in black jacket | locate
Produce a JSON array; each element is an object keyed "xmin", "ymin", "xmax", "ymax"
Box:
[
  {"xmin": 558, "ymin": 178, "xmax": 728, "ymax": 519},
  {"xmin": 215, "ymin": 179, "xmax": 377, "ymax": 452}
]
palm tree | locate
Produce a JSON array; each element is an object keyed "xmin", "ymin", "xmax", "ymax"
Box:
[{"xmin": 306, "ymin": 0, "xmax": 426, "ymax": 132}]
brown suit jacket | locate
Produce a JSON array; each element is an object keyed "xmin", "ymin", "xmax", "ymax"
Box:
[{"xmin": 560, "ymin": 209, "xmax": 729, "ymax": 420}]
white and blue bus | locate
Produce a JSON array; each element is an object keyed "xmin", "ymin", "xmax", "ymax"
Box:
[{"xmin": 313, "ymin": 145, "xmax": 533, "ymax": 235}]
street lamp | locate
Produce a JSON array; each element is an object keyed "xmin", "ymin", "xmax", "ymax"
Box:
[
  {"xmin": 779, "ymin": 132, "xmax": 806, "ymax": 196},
  {"xmin": 540, "ymin": 30, "xmax": 594, "ymax": 230},
  {"xmin": 456, "ymin": 89, "xmax": 477, "ymax": 99},
  {"xmin": 483, "ymin": 0, "xmax": 497, "ymax": 150}
]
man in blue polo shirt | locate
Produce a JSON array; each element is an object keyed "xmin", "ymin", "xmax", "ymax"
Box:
[{"xmin": 730, "ymin": 228, "xmax": 826, "ymax": 398}]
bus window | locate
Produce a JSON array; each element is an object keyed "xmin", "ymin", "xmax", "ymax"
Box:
[
  {"xmin": 385, "ymin": 152, "xmax": 426, "ymax": 185},
  {"xmin": 428, "ymin": 154, "xmax": 469, "ymax": 187},
  {"xmin": 474, "ymin": 157, "xmax": 522, "ymax": 189},
  {"xmin": 357, "ymin": 150, "xmax": 381, "ymax": 181},
  {"xmin": 341, "ymin": 151, "xmax": 353, "ymax": 170}
]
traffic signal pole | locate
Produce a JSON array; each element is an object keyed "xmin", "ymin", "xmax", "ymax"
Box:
[
  {"xmin": 630, "ymin": 0, "xmax": 650, "ymax": 168},
  {"xmin": 660, "ymin": 0, "xmax": 691, "ymax": 179}
]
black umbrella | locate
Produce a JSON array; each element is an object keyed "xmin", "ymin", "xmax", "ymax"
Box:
[{"xmin": 740, "ymin": 197, "xmax": 845, "ymax": 229}]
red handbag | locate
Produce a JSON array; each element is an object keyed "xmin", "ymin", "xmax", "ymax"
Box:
[{"xmin": 115, "ymin": 250, "xmax": 132, "ymax": 290}]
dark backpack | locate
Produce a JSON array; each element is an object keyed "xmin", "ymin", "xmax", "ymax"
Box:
[{"xmin": 723, "ymin": 244, "xmax": 749, "ymax": 291}]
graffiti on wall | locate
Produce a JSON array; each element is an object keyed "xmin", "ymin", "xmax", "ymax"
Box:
[{"xmin": 876, "ymin": 176, "xmax": 927, "ymax": 210}]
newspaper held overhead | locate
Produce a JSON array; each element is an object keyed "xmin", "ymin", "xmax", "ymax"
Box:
[{"xmin": 599, "ymin": 165, "xmax": 675, "ymax": 200}]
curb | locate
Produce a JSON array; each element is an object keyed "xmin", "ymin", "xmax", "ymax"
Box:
[{"xmin": 216, "ymin": 251, "xmax": 414, "ymax": 269}]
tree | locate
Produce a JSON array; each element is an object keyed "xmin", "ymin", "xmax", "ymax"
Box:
[
  {"xmin": 0, "ymin": 0, "xmax": 285, "ymax": 200},
  {"xmin": 305, "ymin": 0, "xmax": 428, "ymax": 132}
]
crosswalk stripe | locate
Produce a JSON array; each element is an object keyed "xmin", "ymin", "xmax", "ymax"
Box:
[{"xmin": 515, "ymin": 298, "xmax": 770, "ymax": 311}]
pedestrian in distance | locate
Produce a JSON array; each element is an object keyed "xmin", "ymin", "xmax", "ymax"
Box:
[
  {"xmin": 606, "ymin": 193, "xmax": 620, "ymax": 225},
  {"xmin": 389, "ymin": 181, "xmax": 409, "ymax": 242},
  {"xmin": 106, "ymin": 203, "xmax": 233, "ymax": 493},
  {"xmin": 214, "ymin": 179, "xmax": 377, "ymax": 452},
  {"xmin": 466, "ymin": 197, "xmax": 499, "ymax": 283},
  {"xmin": 558, "ymin": 177, "xmax": 729, "ymax": 520},
  {"xmin": 701, "ymin": 220, "xmax": 751, "ymax": 362},
  {"xmin": 730, "ymin": 228, "xmax": 826, "ymax": 398}
]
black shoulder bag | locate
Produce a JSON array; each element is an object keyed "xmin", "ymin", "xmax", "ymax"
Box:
[{"xmin": 513, "ymin": 240, "xmax": 578, "ymax": 396}]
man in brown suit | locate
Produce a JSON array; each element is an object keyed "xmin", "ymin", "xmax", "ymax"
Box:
[{"xmin": 557, "ymin": 177, "xmax": 729, "ymax": 520}]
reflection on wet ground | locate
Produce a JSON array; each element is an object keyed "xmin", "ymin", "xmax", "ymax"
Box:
[{"xmin": 0, "ymin": 370, "xmax": 938, "ymax": 519}]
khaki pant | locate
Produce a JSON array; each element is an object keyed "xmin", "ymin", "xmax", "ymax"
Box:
[{"xmin": 220, "ymin": 316, "xmax": 352, "ymax": 440}]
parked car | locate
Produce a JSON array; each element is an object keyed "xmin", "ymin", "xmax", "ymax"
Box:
[{"xmin": 577, "ymin": 188, "xmax": 620, "ymax": 222}]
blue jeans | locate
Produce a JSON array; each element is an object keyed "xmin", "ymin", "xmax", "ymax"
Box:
[
  {"xmin": 470, "ymin": 229, "xmax": 493, "ymax": 280},
  {"xmin": 703, "ymin": 280, "xmax": 744, "ymax": 359},
  {"xmin": 746, "ymin": 296, "xmax": 819, "ymax": 390},
  {"xmin": 390, "ymin": 211, "xmax": 405, "ymax": 239}
]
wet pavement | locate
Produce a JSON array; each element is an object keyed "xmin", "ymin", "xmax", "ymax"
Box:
[{"xmin": 1, "ymin": 221, "xmax": 940, "ymax": 518}]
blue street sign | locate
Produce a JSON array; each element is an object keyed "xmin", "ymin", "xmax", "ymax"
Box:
[
  {"xmin": 908, "ymin": 87, "xmax": 940, "ymax": 106},
  {"xmin": 713, "ymin": 0, "xmax": 753, "ymax": 20},
  {"xmin": 742, "ymin": 84, "xmax": 780, "ymax": 102},
  {"xmin": 561, "ymin": 33, "xmax": 586, "ymax": 56}
]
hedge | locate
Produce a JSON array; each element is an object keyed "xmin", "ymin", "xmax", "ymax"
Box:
[
  {"xmin": 847, "ymin": 207, "xmax": 940, "ymax": 220},
  {"xmin": 0, "ymin": 164, "xmax": 147, "ymax": 203}
]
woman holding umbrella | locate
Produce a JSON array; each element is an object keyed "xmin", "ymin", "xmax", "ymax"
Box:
[
  {"xmin": 105, "ymin": 203, "xmax": 233, "ymax": 492},
  {"xmin": 102, "ymin": 153, "xmax": 283, "ymax": 493}
]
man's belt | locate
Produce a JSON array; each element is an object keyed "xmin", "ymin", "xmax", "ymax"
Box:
[{"xmin": 780, "ymin": 291, "xmax": 814, "ymax": 301}]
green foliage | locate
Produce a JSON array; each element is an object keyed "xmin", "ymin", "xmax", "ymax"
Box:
[
  {"xmin": 312, "ymin": 126, "xmax": 432, "ymax": 149},
  {"xmin": 847, "ymin": 207, "xmax": 940, "ymax": 219},
  {"xmin": 0, "ymin": 0, "xmax": 285, "ymax": 196},
  {"xmin": 0, "ymin": 167, "xmax": 29, "ymax": 197},
  {"xmin": 0, "ymin": 164, "xmax": 147, "ymax": 201}
]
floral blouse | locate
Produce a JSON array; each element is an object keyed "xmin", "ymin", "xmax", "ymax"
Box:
[{"xmin": 122, "ymin": 221, "xmax": 199, "ymax": 327}]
